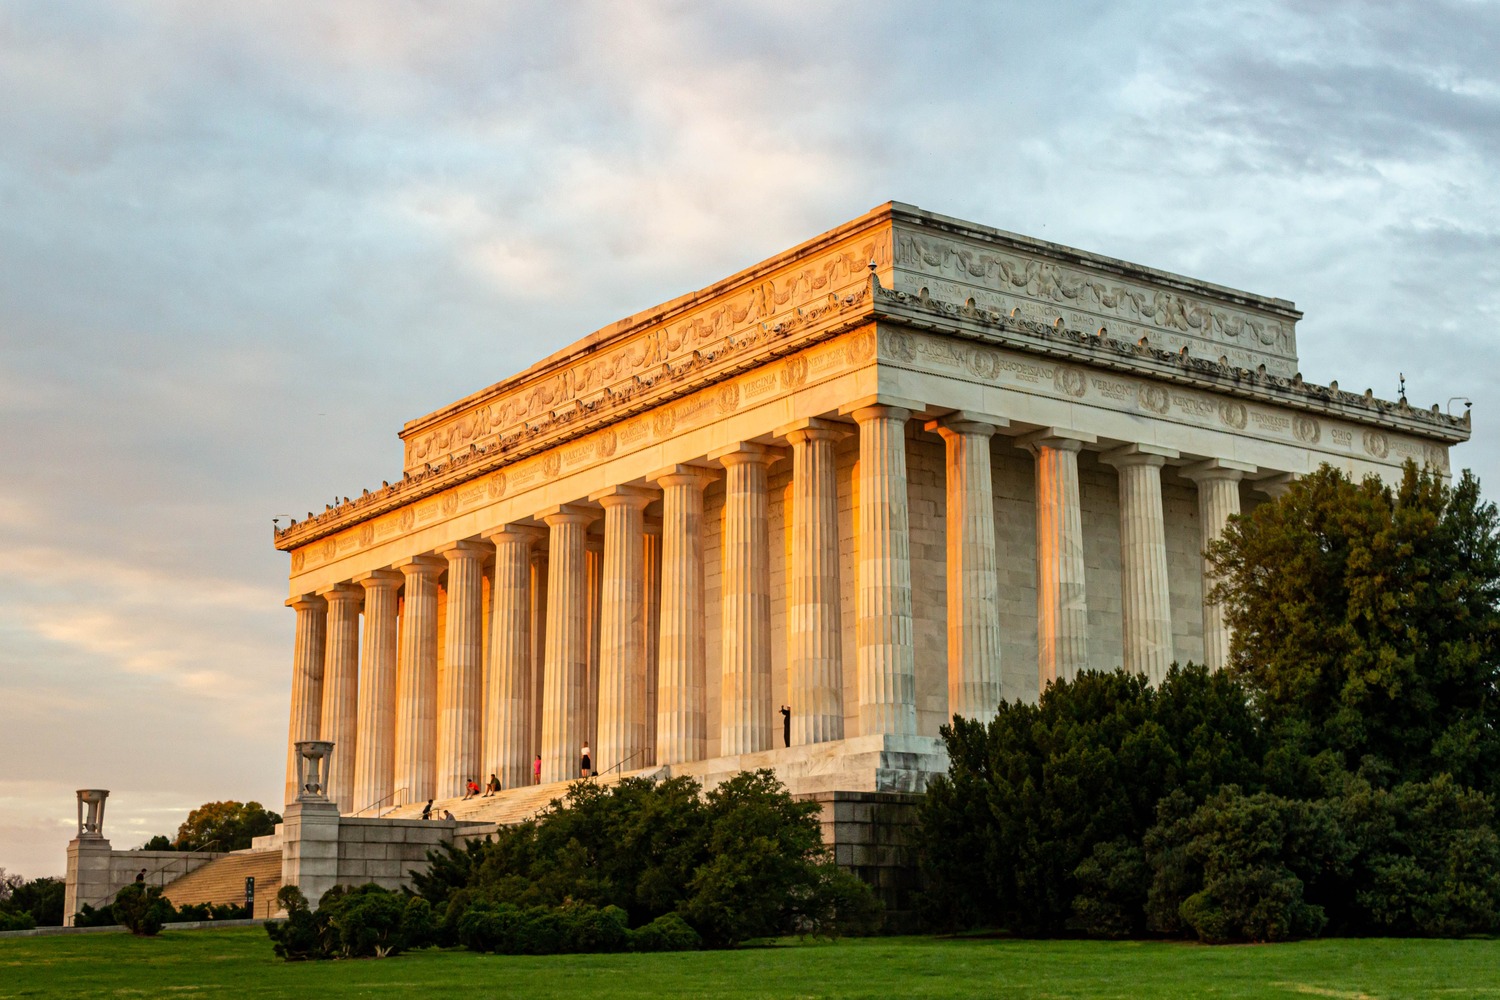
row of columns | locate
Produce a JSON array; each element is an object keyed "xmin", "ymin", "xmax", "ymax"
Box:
[{"xmin": 285, "ymin": 406, "xmax": 1254, "ymax": 811}]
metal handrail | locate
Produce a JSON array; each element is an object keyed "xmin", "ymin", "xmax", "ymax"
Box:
[
  {"xmin": 351, "ymin": 787, "xmax": 409, "ymax": 818},
  {"xmin": 595, "ymin": 748, "xmax": 647, "ymax": 780},
  {"xmin": 134, "ymin": 839, "xmax": 223, "ymax": 889}
]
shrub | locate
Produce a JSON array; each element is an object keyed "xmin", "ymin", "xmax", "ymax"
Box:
[
  {"xmin": 266, "ymin": 886, "xmax": 331, "ymax": 961},
  {"xmin": 0, "ymin": 910, "xmax": 36, "ymax": 931},
  {"xmin": 111, "ymin": 884, "xmax": 172, "ymax": 937},
  {"xmin": 72, "ymin": 903, "xmax": 117, "ymax": 928},
  {"xmin": 326, "ymin": 885, "xmax": 411, "ymax": 958},
  {"xmin": 630, "ymin": 912, "xmax": 702, "ymax": 951}
]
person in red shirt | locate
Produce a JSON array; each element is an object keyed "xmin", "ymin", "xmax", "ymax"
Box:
[{"xmin": 462, "ymin": 778, "xmax": 479, "ymax": 800}]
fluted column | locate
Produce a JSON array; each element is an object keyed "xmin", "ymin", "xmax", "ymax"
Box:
[
  {"xmin": 930, "ymin": 414, "xmax": 1005, "ymax": 721},
  {"xmin": 591, "ymin": 486, "xmax": 655, "ymax": 774},
  {"xmin": 436, "ymin": 541, "xmax": 485, "ymax": 799},
  {"xmin": 853, "ymin": 404, "xmax": 917, "ymax": 737},
  {"xmin": 1026, "ymin": 432, "xmax": 1091, "ymax": 690},
  {"xmin": 584, "ymin": 535, "xmax": 604, "ymax": 753},
  {"xmin": 353, "ymin": 569, "xmax": 401, "ymax": 814},
  {"xmin": 1103, "ymin": 445, "xmax": 1176, "ymax": 684},
  {"xmin": 283, "ymin": 594, "xmax": 327, "ymax": 805},
  {"xmin": 541, "ymin": 505, "xmax": 593, "ymax": 783},
  {"xmin": 642, "ymin": 519, "xmax": 662, "ymax": 764},
  {"xmin": 318, "ymin": 584, "xmax": 363, "ymax": 812},
  {"xmin": 783, "ymin": 420, "xmax": 844, "ymax": 744},
  {"xmin": 529, "ymin": 546, "xmax": 548, "ymax": 761},
  {"xmin": 715, "ymin": 444, "xmax": 780, "ymax": 754},
  {"xmin": 481, "ymin": 526, "xmax": 541, "ymax": 789},
  {"xmin": 652, "ymin": 465, "xmax": 717, "ymax": 765},
  {"xmin": 1183, "ymin": 460, "xmax": 1251, "ymax": 672},
  {"xmin": 394, "ymin": 556, "xmax": 443, "ymax": 805}
]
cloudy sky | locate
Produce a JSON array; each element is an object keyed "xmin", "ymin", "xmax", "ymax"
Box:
[{"xmin": 2, "ymin": 0, "xmax": 1497, "ymax": 878}]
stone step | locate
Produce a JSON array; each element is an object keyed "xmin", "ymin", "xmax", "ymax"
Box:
[{"xmin": 162, "ymin": 850, "xmax": 282, "ymax": 919}]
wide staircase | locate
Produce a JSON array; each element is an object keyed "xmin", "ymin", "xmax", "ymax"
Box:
[
  {"xmin": 382, "ymin": 765, "xmax": 667, "ymax": 827},
  {"xmin": 163, "ymin": 849, "xmax": 283, "ymax": 919}
]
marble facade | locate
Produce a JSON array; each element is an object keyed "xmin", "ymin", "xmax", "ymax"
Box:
[{"xmin": 273, "ymin": 203, "xmax": 1470, "ymax": 812}]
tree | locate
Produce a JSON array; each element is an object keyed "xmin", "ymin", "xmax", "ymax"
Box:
[
  {"xmin": 172, "ymin": 801, "xmax": 282, "ymax": 852},
  {"xmin": 1209, "ymin": 463, "xmax": 1500, "ymax": 795},
  {"xmin": 915, "ymin": 665, "xmax": 1264, "ymax": 935}
]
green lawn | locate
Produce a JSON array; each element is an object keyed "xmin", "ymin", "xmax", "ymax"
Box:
[{"xmin": 2, "ymin": 927, "xmax": 1497, "ymax": 999}]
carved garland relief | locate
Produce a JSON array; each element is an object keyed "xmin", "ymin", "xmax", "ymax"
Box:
[
  {"xmin": 405, "ymin": 239, "xmax": 887, "ymax": 468},
  {"xmin": 893, "ymin": 233, "xmax": 1294, "ymax": 357}
]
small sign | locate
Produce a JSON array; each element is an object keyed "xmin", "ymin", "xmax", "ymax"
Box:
[{"xmin": 244, "ymin": 876, "xmax": 255, "ymax": 915}]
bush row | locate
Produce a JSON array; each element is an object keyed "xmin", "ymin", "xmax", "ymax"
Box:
[{"xmin": 71, "ymin": 885, "xmax": 249, "ymax": 934}]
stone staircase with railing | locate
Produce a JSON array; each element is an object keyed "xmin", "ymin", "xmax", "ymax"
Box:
[
  {"xmin": 162, "ymin": 849, "xmax": 283, "ymax": 919},
  {"xmin": 382, "ymin": 763, "xmax": 668, "ymax": 827}
]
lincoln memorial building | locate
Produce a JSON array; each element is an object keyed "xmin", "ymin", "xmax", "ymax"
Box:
[{"xmin": 271, "ymin": 202, "xmax": 1470, "ymax": 818}]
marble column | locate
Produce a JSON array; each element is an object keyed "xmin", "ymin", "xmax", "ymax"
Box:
[
  {"xmin": 436, "ymin": 540, "xmax": 486, "ymax": 799},
  {"xmin": 1103, "ymin": 445, "xmax": 1176, "ymax": 685},
  {"xmin": 930, "ymin": 415, "xmax": 1005, "ymax": 722},
  {"xmin": 715, "ymin": 444, "xmax": 780, "ymax": 755},
  {"xmin": 652, "ymin": 465, "xmax": 717, "ymax": 765},
  {"xmin": 393, "ymin": 556, "xmax": 443, "ymax": 805},
  {"xmin": 642, "ymin": 519, "xmax": 662, "ymax": 764},
  {"xmin": 283, "ymin": 594, "xmax": 327, "ymax": 806},
  {"xmin": 783, "ymin": 420, "xmax": 844, "ymax": 745},
  {"xmin": 541, "ymin": 505, "xmax": 593, "ymax": 783},
  {"xmin": 1183, "ymin": 460, "xmax": 1251, "ymax": 672},
  {"xmin": 1026, "ymin": 432, "xmax": 1091, "ymax": 689},
  {"xmin": 584, "ymin": 535, "xmax": 604, "ymax": 753},
  {"xmin": 529, "ymin": 546, "xmax": 549, "ymax": 761},
  {"xmin": 481, "ymin": 526, "xmax": 542, "ymax": 790},
  {"xmin": 591, "ymin": 486, "xmax": 655, "ymax": 775},
  {"xmin": 353, "ymin": 569, "xmax": 401, "ymax": 814},
  {"xmin": 853, "ymin": 404, "xmax": 917, "ymax": 737},
  {"xmin": 317, "ymin": 583, "xmax": 362, "ymax": 813}
]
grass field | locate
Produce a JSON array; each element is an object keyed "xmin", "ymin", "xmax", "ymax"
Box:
[{"xmin": 2, "ymin": 927, "xmax": 1497, "ymax": 999}]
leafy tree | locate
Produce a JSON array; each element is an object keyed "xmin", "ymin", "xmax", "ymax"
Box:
[
  {"xmin": 0, "ymin": 873, "xmax": 64, "ymax": 928},
  {"xmin": 421, "ymin": 770, "xmax": 880, "ymax": 947},
  {"xmin": 916, "ymin": 664, "xmax": 1264, "ymax": 935},
  {"xmin": 140, "ymin": 835, "xmax": 174, "ymax": 852},
  {"xmin": 1210, "ymin": 463, "xmax": 1500, "ymax": 795},
  {"xmin": 172, "ymin": 800, "xmax": 282, "ymax": 852}
]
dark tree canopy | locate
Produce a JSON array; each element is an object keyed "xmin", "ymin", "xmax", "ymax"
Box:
[
  {"xmin": 1209, "ymin": 463, "xmax": 1500, "ymax": 795},
  {"xmin": 170, "ymin": 800, "xmax": 282, "ymax": 852}
]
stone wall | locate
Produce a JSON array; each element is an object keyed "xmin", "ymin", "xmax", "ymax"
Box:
[
  {"xmin": 63, "ymin": 841, "xmax": 226, "ymax": 926},
  {"xmin": 799, "ymin": 790, "xmax": 925, "ymax": 933}
]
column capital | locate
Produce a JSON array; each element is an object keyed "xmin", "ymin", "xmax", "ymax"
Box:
[
  {"xmin": 777, "ymin": 417, "xmax": 847, "ymax": 445},
  {"xmin": 589, "ymin": 484, "xmax": 657, "ymax": 509},
  {"xmin": 925, "ymin": 410, "xmax": 1009, "ymax": 438},
  {"xmin": 435, "ymin": 539, "xmax": 488, "ymax": 560},
  {"xmin": 1180, "ymin": 458, "xmax": 1257, "ymax": 483},
  {"xmin": 481, "ymin": 523, "xmax": 548, "ymax": 545},
  {"xmin": 540, "ymin": 503, "xmax": 598, "ymax": 526},
  {"xmin": 709, "ymin": 442, "xmax": 786, "ymax": 468},
  {"xmin": 648, "ymin": 464, "xmax": 719, "ymax": 489},
  {"xmin": 353, "ymin": 568, "xmax": 402, "ymax": 589},
  {"xmin": 1016, "ymin": 428, "xmax": 1097, "ymax": 454},
  {"xmin": 316, "ymin": 582, "xmax": 364, "ymax": 604},
  {"xmin": 1101, "ymin": 443, "xmax": 1179, "ymax": 469},
  {"xmin": 286, "ymin": 593, "xmax": 326, "ymax": 611},
  {"xmin": 393, "ymin": 554, "xmax": 445, "ymax": 578},
  {"xmin": 838, "ymin": 393, "xmax": 926, "ymax": 420},
  {"xmin": 1251, "ymin": 472, "xmax": 1297, "ymax": 499}
]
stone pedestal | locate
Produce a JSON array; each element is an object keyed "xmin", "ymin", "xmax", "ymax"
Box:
[
  {"xmin": 62, "ymin": 789, "xmax": 112, "ymax": 927},
  {"xmin": 279, "ymin": 800, "xmax": 341, "ymax": 911}
]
